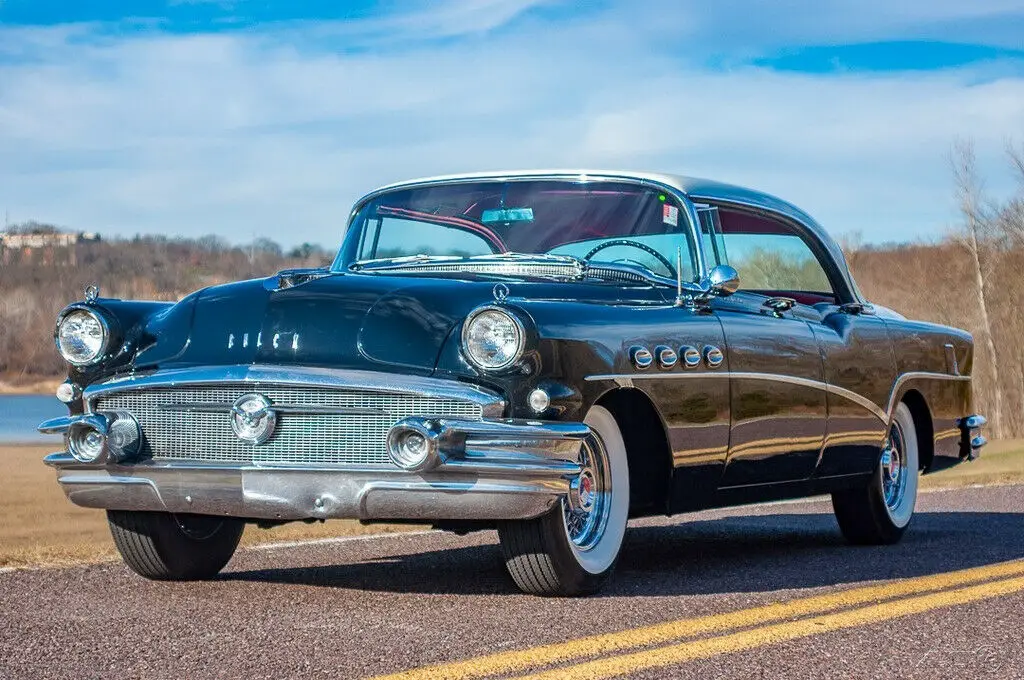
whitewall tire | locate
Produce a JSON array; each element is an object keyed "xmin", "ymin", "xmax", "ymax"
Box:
[
  {"xmin": 832, "ymin": 402, "xmax": 920, "ymax": 545},
  {"xmin": 498, "ymin": 405, "xmax": 630, "ymax": 596}
]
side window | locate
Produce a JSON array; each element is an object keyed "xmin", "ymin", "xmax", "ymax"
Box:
[
  {"xmin": 358, "ymin": 217, "xmax": 494, "ymax": 259},
  {"xmin": 712, "ymin": 209, "xmax": 834, "ymax": 295}
]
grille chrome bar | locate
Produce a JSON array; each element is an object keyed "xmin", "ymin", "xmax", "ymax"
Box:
[
  {"xmin": 86, "ymin": 367, "xmax": 502, "ymax": 468},
  {"xmin": 157, "ymin": 402, "xmax": 388, "ymax": 416}
]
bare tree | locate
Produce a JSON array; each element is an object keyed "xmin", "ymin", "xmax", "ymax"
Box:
[{"xmin": 951, "ymin": 140, "xmax": 1004, "ymax": 439}]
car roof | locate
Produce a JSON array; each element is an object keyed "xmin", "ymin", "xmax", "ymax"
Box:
[{"xmin": 367, "ymin": 169, "xmax": 822, "ymax": 232}]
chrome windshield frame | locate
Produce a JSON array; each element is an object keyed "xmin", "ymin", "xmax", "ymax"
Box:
[{"xmin": 333, "ymin": 173, "xmax": 710, "ymax": 284}]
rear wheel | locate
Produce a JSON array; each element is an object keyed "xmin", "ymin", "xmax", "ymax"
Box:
[
  {"xmin": 498, "ymin": 405, "xmax": 629, "ymax": 596},
  {"xmin": 107, "ymin": 510, "xmax": 244, "ymax": 580},
  {"xmin": 832, "ymin": 402, "xmax": 920, "ymax": 545}
]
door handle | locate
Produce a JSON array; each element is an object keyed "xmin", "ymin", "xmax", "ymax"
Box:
[{"xmin": 762, "ymin": 297, "xmax": 796, "ymax": 316}]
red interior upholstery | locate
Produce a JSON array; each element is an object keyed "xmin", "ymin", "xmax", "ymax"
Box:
[{"xmin": 747, "ymin": 290, "xmax": 835, "ymax": 306}]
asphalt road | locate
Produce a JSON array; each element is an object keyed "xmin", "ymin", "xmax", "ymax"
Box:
[{"xmin": 2, "ymin": 484, "xmax": 1023, "ymax": 680}]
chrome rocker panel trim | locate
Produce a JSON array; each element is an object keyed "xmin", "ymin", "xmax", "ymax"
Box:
[{"xmin": 43, "ymin": 417, "xmax": 591, "ymax": 522}]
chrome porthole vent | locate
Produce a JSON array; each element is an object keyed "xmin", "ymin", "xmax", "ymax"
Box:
[
  {"xmin": 655, "ymin": 346, "xmax": 678, "ymax": 369},
  {"xmin": 680, "ymin": 345, "xmax": 701, "ymax": 369},
  {"xmin": 629, "ymin": 346, "xmax": 653, "ymax": 370}
]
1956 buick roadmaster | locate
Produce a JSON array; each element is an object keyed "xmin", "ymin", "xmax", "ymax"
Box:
[{"xmin": 41, "ymin": 171, "xmax": 987, "ymax": 596}]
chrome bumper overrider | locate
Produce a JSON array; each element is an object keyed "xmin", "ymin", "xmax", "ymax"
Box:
[
  {"xmin": 42, "ymin": 417, "xmax": 592, "ymax": 522},
  {"xmin": 958, "ymin": 414, "xmax": 987, "ymax": 461}
]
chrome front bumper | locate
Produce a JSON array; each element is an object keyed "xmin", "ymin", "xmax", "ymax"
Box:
[{"xmin": 43, "ymin": 417, "xmax": 591, "ymax": 522}]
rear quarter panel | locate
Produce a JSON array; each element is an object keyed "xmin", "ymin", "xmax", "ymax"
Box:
[{"xmin": 882, "ymin": 318, "xmax": 974, "ymax": 467}]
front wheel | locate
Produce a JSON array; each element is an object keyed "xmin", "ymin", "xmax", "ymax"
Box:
[
  {"xmin": 107, "ymin": 510, "xmax": 244, "ymax": 580},
  {"xmin": 832, "ymin": 402, "xmax": 920, "ymax": 545},
  {"xmin": 498, "ymin": 405, "xmax": 630, "ymax": 596}
]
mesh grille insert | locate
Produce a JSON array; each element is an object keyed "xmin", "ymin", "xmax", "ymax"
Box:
[{"xmin": 95, "ymin": 385, "xmax": 483, "ymax": 466}]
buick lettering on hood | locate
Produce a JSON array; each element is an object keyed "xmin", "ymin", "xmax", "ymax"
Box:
[{"xmin": 40, "ymin": 171, "xmax": 986, "ymax": 596}]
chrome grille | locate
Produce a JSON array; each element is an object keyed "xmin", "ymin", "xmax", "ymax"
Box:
[{"xmin": 94, "ymin": 385, "xmax": 483, "ymax": 466}]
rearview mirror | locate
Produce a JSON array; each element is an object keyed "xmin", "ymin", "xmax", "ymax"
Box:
[{"xmin": 708, "ymin": 265, "xmax": 740, "ymax": 296}]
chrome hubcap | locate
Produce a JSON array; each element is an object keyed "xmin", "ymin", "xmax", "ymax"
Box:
[
  {"xmin": 882, "ymin": 423, "xmax": 908, "ymax": 512},
  {"xmin": 563, "ymin": 439, "xmax": 610, "ymax": 551}
]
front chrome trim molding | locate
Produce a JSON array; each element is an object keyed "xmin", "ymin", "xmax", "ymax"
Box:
[
  {"xmin": 42, "ymin": 416, "xmax": 591, "ymax": 522},
  {"xmin": 585, "ymin": 370, "xmax": 972, "ymax": 423},
  {"xmin": 81, "ymin": 365, "xmax": 507, "ymax": 419},
  {"xmin": 39, "ymin": 413, "xmax": 112, "ymax": 436}
]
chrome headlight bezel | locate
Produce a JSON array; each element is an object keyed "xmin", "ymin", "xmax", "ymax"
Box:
[
  {"xmin": 54, "ymin": 305, "xmax": 112, "ymax": 367},
  {"xmin": 461, "ymin": 305, "xmax": 527, "ymax": 372}
]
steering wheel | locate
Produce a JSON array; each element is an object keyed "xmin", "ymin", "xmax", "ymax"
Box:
[{"xmin": 582, "ymin": 239, "xmax": 677, "ymax": 278}]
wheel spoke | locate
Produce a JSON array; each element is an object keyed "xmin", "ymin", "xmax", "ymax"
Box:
[{"xmin": 562, "ymin": 437, "xmax": 611, "ymax": 551}]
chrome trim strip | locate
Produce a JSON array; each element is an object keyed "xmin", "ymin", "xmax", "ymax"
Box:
[
  {"xmin": 157, "ymin": 402, "xmax": 388, "ymax": 416},
  {"xmin": 38, "ymin": 413, "xmax": 111, "ymax": 436},
  {"xmin": 584, "ymin": 370, "xmax": 972, "ymax": 423},
  {"xmin": 82, "ymin": 365, "xmax": 506, "ymax": 418},
  {"xmin": 885, "ymin": 372, "xmax": 972, "ymax": 416}
]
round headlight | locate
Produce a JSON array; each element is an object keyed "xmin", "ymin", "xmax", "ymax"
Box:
[
  {"xmin": 56, "ymin": 308, "xmax": 110, "ymax": 366},
  {"xmin": 462, "ymin": 307, "xmax": 525, "ymax": 371}
]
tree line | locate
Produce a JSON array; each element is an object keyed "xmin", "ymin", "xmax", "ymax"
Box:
[{"xmin": 2, "ymin": 147, "xmax": 1022, "ymax": 438}]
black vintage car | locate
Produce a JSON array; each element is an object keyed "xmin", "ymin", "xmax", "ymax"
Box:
[{"xmin": 41, "ymin": 171, "xmax": 986, "ymax": 596}]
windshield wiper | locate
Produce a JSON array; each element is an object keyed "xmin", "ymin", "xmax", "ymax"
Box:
[{"xmin": 349, "ymin": 254, "xmax": 463, "ymax": 271}]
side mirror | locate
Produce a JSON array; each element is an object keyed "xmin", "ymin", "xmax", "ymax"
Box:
[{"xmin": 708, "ymin": 265, "xmax": 740, "ymax": 296}]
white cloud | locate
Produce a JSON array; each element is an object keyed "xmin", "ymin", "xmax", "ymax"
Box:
[{"xmin": 0, "ymin": 2, "xmax": 1022, "ymax": 248}]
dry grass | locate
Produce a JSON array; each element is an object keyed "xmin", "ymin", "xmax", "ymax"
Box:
[
  {"xmin": 2, "ymin": 441, "xmax": 1021, "ymax": 570},
  {"xmin": 920, "ymin": 439, "xmax": 1024, "ymax": 489},
  {"xmin": 0, "ymin": 378, "xmax": 61, "ymax": 395},
  {"xmin": 0, "ymin": 445, "xmax": 419, "ymax": 569}
]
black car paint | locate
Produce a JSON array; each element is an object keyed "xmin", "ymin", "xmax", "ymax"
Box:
[{"xmin": 66, "ymin": 261, "xmax": 975, "ymax": 519}]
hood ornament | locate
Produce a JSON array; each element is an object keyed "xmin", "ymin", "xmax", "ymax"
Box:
[
  {"xmin": 492, "ymin": 283, "xmax": 510, "ymax": 301},
  {"xmin": 84, "ymin": 285, "xmax": 100, "ymax": 304}
]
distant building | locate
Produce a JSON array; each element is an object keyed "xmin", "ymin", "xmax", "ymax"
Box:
[{"xmin": 0, "ymin": 230, "xmax": 100, "ymax": 266}]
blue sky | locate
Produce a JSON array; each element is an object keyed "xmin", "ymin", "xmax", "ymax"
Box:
[{"xmin": 1, "ymin": 0, "xmax": 1023, "ymax": 248}]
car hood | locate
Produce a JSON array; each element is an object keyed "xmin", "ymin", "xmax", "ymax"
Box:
[{"xmin": 137, "ymin": 273, "xmax": 507, "ymax": 375}]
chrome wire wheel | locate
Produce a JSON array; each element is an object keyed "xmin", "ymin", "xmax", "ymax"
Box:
[
  {"xmin": 881, "ymin": 403, "xmax": 919, "ymax": 529},
  {"xmin": 497, "ymin": 405, "xmax": 629, "ymax": 595},
  {"xmin": 563, "ymin": 435, "xmax": 612, "ymax": 552},
  {"xmin": 881, "ymin": 423, "xmax": 908, "ymax": 513}
]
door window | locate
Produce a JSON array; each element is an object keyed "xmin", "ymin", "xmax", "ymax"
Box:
[{"xmin": 698, "ymin": 207, "xmax": 834, "ymax": 297}]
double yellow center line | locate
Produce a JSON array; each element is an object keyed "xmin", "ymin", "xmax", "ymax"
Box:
[{"xmin": 371, "ymin": 559, "xmax": 1024, "ymax": 680}]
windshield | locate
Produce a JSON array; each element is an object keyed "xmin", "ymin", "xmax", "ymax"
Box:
[{"xmin": 335, "ymin": 179, "xmax": 698, "ymax": 281}]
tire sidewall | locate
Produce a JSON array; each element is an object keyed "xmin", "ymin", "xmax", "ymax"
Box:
[
  {"xmin": 539, "ymin": 405, "xmax": 630, "ymax": 590},
  {"xmin": 880, "ymin": 402, "xmax": 920, "ymax": 529}
]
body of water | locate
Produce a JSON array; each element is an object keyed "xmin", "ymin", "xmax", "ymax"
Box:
[{"xmin": 0, "ymin": 395, "xmax": 66, "ymax": 444}]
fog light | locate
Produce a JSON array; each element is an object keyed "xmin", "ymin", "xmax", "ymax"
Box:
[
  {"xmin": 387, "ymin": 426, "xmax": 438, "ymax": 471},
  {"xmin": 68, "ymin": 426, "xmax": 107, "ymax": 462},
  {"xmin": 528, "ymin": 388, "xmax": 550, "ymax": 414}
]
